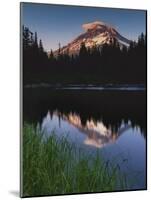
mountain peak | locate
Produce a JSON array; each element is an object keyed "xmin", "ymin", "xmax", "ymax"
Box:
[
  {"xmin": 82, "ymin": 21, "xmax": 107, "ymax": 31},
  {"xmin": 51, "ymin": 20, "xmax": 131, "ymax": 56}
]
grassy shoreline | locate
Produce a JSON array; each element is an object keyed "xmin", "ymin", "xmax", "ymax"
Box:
[{"xmin": 22, "ymin": 123, "xmax": 127, "ymax": 197}]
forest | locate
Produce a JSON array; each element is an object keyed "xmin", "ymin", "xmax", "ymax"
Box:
[{"xmin": 22, "ymin": 26, "xmax": 146, "ymax": 85}]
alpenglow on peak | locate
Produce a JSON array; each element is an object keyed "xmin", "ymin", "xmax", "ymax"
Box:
[
  {"xmin": 51, "ymin": 20, "xmax": 131, "ymax": 56},
  {"xmin": 82, "ymin": 21, "xmax": 108, "ymax": 31}
]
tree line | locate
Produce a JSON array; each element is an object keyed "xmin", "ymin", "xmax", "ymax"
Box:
[{"xmin": 22, "ymin": 26, "xmax": 146, "ymax": 85}]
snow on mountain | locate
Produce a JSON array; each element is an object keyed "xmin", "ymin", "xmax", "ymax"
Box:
[{"xmin": 51, "ymin": 21, "xmax": 131, "ymax": 56}]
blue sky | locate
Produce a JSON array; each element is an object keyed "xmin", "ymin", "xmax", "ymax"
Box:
[{"xmin": 21, "ymin": 3, "xmax": 146, "ymax": 51}]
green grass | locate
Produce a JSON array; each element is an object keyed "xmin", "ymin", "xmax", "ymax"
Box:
[{"xmin": 22, "ymin": 123, "xmax": 127, "ymax": 197}]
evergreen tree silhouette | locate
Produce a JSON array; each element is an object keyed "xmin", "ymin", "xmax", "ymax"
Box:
[{"xmin": 22, "ymin": 25, "xmax": 146, "ymax": 85}]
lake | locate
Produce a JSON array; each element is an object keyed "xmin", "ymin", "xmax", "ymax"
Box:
[{"xmin": 23, "ymin": 86, "xmax": 146, "ymax": 190}]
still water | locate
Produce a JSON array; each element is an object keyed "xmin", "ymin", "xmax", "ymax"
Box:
[{"xmin": 23, "ymin": 87, "xmax": 146, "ymax": 190}]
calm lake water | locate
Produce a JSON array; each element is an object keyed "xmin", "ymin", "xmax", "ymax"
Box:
[{"xmin": 23, "ymin": 87, "xmax": 146, "ymax": 190}]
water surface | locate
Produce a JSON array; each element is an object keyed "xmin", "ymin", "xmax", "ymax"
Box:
[{"xmin": 23, "ymin": 87, "xmax": 146, "ymax": 190}]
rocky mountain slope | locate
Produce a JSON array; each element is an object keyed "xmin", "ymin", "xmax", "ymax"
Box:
[{"xmin": 51, "ymin": 21, "xmax": 131, "ymax": 56}]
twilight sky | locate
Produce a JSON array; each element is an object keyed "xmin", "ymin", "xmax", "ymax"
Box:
[{"xmin": 21, "ymin": 3, "xmax": 146, "ymax": 51}]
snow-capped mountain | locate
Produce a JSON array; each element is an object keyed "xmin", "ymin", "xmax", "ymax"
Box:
[{"xmin": 52, "ymin": 21, "xmax": 131, "ymax": 56}]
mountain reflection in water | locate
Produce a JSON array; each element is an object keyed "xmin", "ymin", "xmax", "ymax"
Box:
[
  {"xmin": 42, "ymin": 111, "xmax": 134, "ymax": 149},
  {"xmin": 24, "ymin": 88, "xmax": 146, "ymax": 189}
]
